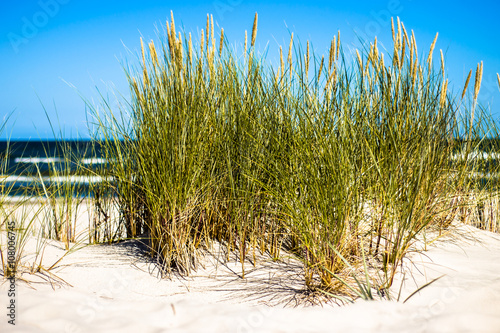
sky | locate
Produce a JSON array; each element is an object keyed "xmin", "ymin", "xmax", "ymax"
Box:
[{"xmin": 1, "ymin": 0, "xmax": 500, "ymax": 139}]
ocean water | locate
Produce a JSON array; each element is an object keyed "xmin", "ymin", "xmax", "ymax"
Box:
[{"xmin": 0, "ymin": 140, "xmax": 108, "ymax": 197}]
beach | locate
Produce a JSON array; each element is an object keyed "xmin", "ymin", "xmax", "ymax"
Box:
[
  {"xmin": 2, "ymin": 9, "xmax": 500, "ymax": 333},
  {"xmin": 2, "ymin": 220, "xmax": 500, "ymax": 333}
]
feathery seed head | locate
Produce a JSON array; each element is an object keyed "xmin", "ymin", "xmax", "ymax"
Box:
[
  {"xmin": 206, "ymin": 14, "xmax": 210, "ymax": 52},
  {"xmin": 140, "ymin": 37, "xmax": 146, "ymax": 66},
  {"xmin": 328, "ymin": 38, "xmax": 335, "ymax": 73},
  {"xmin": 211, "ymin": 15, "xmax": 215, "ymax": 51},
  {"xmin": 200, "ymin": 29, "xmax": 205, "ymax": 56},
  {"xmin": 280, "ymin": 46, "xmax": 284, "ymax": 78},
  {"xmin": 219, "ymin": 28, "xmax": 224, "ymax": 56},
  {"xmin": 149, "ymin": 40, "xmax": 158, "ymax": 68},
  {"xmin": 397, "ymin": 17, "xmax": 402, "ymax": 44},
  {"xmin": 251, "ymin": 13, "xmax": 258, "ymax": 48},
  {"xmin": 170, "ymin": 11, "xmax": 176, "ymax": 41},
  {"xmin": 473, "ymin": 61, "xmax": 483, "ymax": 101},
  {"xmin": 188, "ymin": 33, "xmax": 193, "ymax": 65},
  {"xmin": 440, "ymin": 49, "xmax": 445, "ymax": 75},
  {"xmin": 391, "ymin": 18, "xmax": 395, "ymax": 43},
  {"xmin": 411, "ymin": 30, "xmax": 418, "ymax": 62},
  {"xmin": 410, "ymin": 42, "xmax": 414, "ymax": 70},
  {"xmin": 210, "ymin": 15, "xmax": 215, "ymax": 53},
  {"xmin": 427, "ymin": 32, "xmax": 438, "ymax": 66},
  {"xmin": 462, "ymin": 69, "xmax": 472, "ymax": 99},
  {"xmin": 402, "ymin": 22, "xmax": 410, "ymax": 46},
  {"xmin": 400, "ymin": 37, "xmax": 406, "ymax": 68},
  {"xmin": 336, "ymin": 31, "xmax": 340, "ymax": 60},
  {"xmin": 306, "ymin": 40, "xmax": 310, "ymax": 73},
  {"xmin": 288, "ymin": 33, "xmax": 293, "ymax": 80},
  {"xmin": 412, "ymin": 58, "xmax": 418, "ymax": 86},
  {"xmin": 440, "ymin": 78, "xmax": 448, "ymax": 108},
  {"xmin": 244, "ymin": 30, "xmax": 248, "ymax": 56},
  {"xmin": 166, "ymin": 21, "xmax": 173, "ymax": 52},
  {"xmin": 356, "ymin": 49, "xmax": 362, "ymax": 71},
  {"xmin": 318, "ymin": 55, "xmax": 324, "ymax": 81}
]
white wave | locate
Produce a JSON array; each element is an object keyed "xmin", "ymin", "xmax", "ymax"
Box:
[
  {"xmin": 0, "ymin": 175, "xmax": 35, "ymax": 182},
  {"xmin": 14, "ymin": 157, "xmax": 64, "ymax": 164},
  {"xmin": 450, "ymin": 151, "xmax": 500, "ymax": 160},
  {"xmin": 0, "ymin": 175, "xmax": 114, "ymax": 184},
  {"xmin": 46, "ymin": 176, "xmax": 115, "ymax": 184},
  {"xmin": 81, "ymin": 158, "xmax": 108, "ymax": 164}
]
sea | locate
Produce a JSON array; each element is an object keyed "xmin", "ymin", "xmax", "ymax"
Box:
[
  {"xmin": 2, "ymin": 139, "xmax": 498, "ymax": 198},
  {"xmin": 0, "ymin": 140, "xmax": 108, "ymax": 197}
]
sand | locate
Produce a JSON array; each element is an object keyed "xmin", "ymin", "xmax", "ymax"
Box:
[{"xmin": 1, "ymin": 216, "xmax": 500, "ymax": 332}]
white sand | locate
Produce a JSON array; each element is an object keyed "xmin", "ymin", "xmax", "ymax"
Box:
[{"xmin": 1, "ymin": 223, "xmax": 500, "ymax": 332}]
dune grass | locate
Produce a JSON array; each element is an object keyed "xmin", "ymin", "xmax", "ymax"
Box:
[
  {"xmin": 2, "ymin": 13, "xmax": 499, "ymax": 301},
  {"xmin": 84, "ymin": 13, "xmax": 500, "ymax": 298}
]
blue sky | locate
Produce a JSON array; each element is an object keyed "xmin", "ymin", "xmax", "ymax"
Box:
[{"xmin": 1, "ymin": 0, "xmax": 499, "ymax": 139}]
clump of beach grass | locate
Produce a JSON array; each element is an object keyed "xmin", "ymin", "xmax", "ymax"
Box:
[{"xmin": 88, "ymin": 13, "xmax": 500, "ymax": 299}]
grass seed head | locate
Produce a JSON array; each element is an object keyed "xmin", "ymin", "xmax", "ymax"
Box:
[
  {"xmin": 288, "ymin": 32, "xmax": 293, "ymax": 80},
  {"xmin": 440, "ymin": 49, "xmax": 445, "ymax": 75},
  {"xmin": 329, "ymin": 38, "xmax": 335, "ymax": 73},
  {"xmin": 211, "ymin": 15, "xmax": 215, "ymax": 52},
  {"xmin": 336, "ymin": 31, "xmax": 340, "ymax": 60},
  {"xmin": 210, "ymin": 15, "xmax": 215, "ymax": 50},
  {"xmin": 410, "ymin": 42, "xmax": 414, "ymax": 71},
  {"xmin": 219, "ymin": 28, "xmax": 224, "ymax": 55},
  {"xmin": 140, "ymin": 37, "xmax": 146, "ymax": 66},
  {"xmin": 402, "ymin": 22, "xmax": 410, "ymax": 47},
  {"xmin": 244, "ymin": 30, "xmax": 247, "ymax": 57},
  {"xmin": 462, "ymin": 69, "xmax": 472, "ymax": 99},
  {"xmin": 318, "ymin": 55, "xmax": 324, "ymax": 81},
  {"xmin": 280, "ymin": 46, "xmax": 284, "ymax": 78},
  {"xmin": 200, "ymin": 29, "xmax": 205, "ymax": 56},
  {"xmin": 412, "ymin": 58, "xmax": 418, "ymax": 86},
  {"xmin": 400, "ymin": 37, "xmax": 406, "ymax": 69},
  {"xmin": 149, "ymin": 40, "xmax": 158, "ymax": 68},
  {"xmin": 391, "ymin": 17, "xmax": 395, "ymax": 43},
  {"xmin": 170, "ymin": 11, "xmax": 176, "ymax": 41},
  {"xmin": 427, "ymin": 32, "xmax": 438, "ymax": 66},
  {"xmin": 356, "ymin": 49, "xmax": 362, "ymax": 71},
  {"xmin": 251, "ymin": 12, "xmax": 258, "ymax": 48},
  {"xmin": 473, "ymin": 61, "xmax": 483, "ymax": 101},
  {"xmin": 178, "ymin": 32, "xmax": 183, "ymax": 55},
  {"xmin": 440, "ymin": 78, "xmax": 448, "ymax": 108},
  {"xmin": 166, "ymin": 21, "xmax": 173, "ymax": 54},
  {"xmin": 206, "ymin": 14, "xmax": 210, "ymax": 52},
  {"xmin": 411, "ymin": 30, "xmax": 418, "ymax": 60},
  {"xmin": 188, "ymin": 33, "xmax": 193, "ymax": 65},
  {"xmin": 306, "ymin": 40, "xmax": 310, "ymax": 74},
  {"xmin": 397, "ymin": 17, "xmax": 402, "ymax": 45}
]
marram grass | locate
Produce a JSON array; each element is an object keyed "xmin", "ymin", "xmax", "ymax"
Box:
[{"xmin": 88, "ymin": 12, "xmax": 500, "ymax": 299}]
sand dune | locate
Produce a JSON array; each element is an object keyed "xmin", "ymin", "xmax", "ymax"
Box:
[{"xmin": 1, "ymin": 224, "xmax": 500, "ymax": 333}]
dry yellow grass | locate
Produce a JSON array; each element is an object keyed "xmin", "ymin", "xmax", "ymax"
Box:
[
  {"xmin": 427, "ymin": 32, "xmax": 438, "ymax": 66},
  {"xmin": 462, "ymin": 70, "xmax": 472, "ymax": 99},
  {"xmin": 251, "ymin": 13, "xmax": 258, "ymax": 48}
]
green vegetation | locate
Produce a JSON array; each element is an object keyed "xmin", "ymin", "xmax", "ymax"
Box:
[
  {"xmin": 87, "ymin": 12, "xmax": 500, "ymax": 298},
  {"xmin": 2, "ymin": 13, "xmax": 500, "ymax": 301}
]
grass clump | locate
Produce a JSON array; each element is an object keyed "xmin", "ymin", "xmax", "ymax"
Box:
[{"xmin": 89, "ymin": 13, "xmax": 500, "ymax": 299}]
